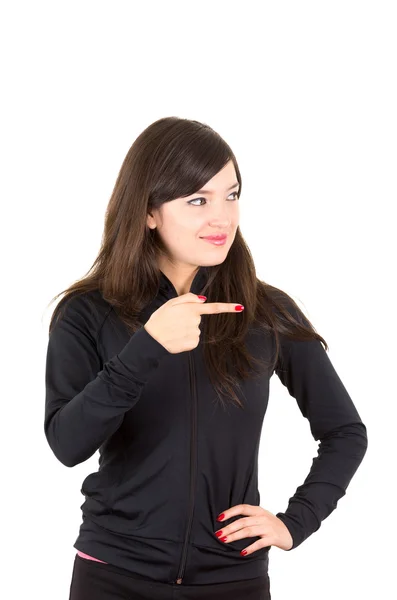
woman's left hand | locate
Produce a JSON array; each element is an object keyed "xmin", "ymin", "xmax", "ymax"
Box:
[{"xmin": 214, "ymin": 504, "xmax": 293, "ymax": 555}]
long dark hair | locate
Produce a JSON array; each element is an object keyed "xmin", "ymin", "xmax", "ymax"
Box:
[{"xmin": 46, "ymin": 116, "xmax": 328, "ymax": 410}]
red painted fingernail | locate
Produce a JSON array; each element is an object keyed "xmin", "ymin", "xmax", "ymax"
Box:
[
  {"xmin": 240, "ymin": 550, "xmax": 248, "ymax": 556},
  {"xmin": 198, "ymin": 295, "xmax": 207, "ymax": 300},
  {"xmin": 217, "ymin": 514, "xmax": 225, "ymax": 521},
  {"xmin": 235, "ymin": 305, "xmax": 244, "ymax": 311},
  {"xmin": 215, "ymin": 531, "xmax": 223, "ymax": 538}
]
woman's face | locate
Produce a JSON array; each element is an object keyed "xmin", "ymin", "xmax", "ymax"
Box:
[{"xmin": 147, "ymin": 160, "xmax": 240, "ymax": 272}]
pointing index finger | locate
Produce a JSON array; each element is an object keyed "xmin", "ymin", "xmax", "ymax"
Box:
[{"xmin": 198, "ymin": 302, "xmax": 244, "ymax": 314}]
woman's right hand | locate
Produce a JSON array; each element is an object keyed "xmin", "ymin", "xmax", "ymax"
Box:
[{"xmin": 144, "ymin": 292, "xmax": 244, "ymax": 354}]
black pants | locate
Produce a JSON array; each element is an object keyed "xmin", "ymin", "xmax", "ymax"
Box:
[{"xmin": 69, "ymin": 554, "xmax": 271, "ymax": 600}]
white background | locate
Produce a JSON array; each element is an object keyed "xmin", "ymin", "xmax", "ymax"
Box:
[{"xmin": 1, "ymin": 1, "xmax": 395, "ymax": 598}]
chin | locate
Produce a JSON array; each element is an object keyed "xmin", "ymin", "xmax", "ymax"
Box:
[{"xmin": 200, "ymin": 256, "xmax": 228, "ymax": 267}]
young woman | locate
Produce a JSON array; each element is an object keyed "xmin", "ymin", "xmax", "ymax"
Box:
[{"xmin": 44, "ymin": 117, "xmax": 368, "ymax": 600}]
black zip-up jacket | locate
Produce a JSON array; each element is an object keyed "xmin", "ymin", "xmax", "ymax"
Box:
[{"xmin": 44, "ymin": 267, "xmax": 368, "ymax": 585}]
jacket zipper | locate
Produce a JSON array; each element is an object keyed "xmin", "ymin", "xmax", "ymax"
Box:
[{"xmin": 175, "ymin": 351, "xmax": 198, "ymax": 584}]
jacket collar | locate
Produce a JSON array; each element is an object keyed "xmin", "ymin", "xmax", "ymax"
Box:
[{"xmin": 159, "ymin": 266, "xmax": 210, "ymax": 299}]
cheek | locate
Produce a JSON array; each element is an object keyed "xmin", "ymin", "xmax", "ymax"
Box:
[
  {"xmin": 162, "ymin": 222, "xmax": 192, "ymax": 247},
  {"xmin": 160, "ymin": 214, "xmax": 186, "ymax": 237}
]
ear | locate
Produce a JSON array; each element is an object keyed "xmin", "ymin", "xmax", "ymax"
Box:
[{"xmin": 146, "ymin": 212, "xmax": 157, "ymax": 229}]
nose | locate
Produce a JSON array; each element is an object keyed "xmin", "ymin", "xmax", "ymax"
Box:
[{"xmin": 208, "ymin": 208, "xmax": 232, "ymax": 228}]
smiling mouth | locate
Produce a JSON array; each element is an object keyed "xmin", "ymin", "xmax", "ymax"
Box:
[{"xmin": 201, "ymin": 237, "xmax": 227, "ymax": 246}]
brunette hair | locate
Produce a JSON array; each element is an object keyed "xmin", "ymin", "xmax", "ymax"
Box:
[{"xmin": 46, "ymin": 116, "xmax": 328, "ymax": 410}]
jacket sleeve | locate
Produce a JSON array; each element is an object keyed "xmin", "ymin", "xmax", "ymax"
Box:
[
  {"xmin": 273, "ymin": 305, "xmax": 368, "ymax": 550},
  {"xmin": 44, "ymin": 294, "xmax": 170, "ymax": 468}
]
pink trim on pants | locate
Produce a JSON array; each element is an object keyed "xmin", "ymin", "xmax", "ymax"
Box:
[{"xmin": 76, "ymin": 550, "xmax": 108, "ymax": 564}]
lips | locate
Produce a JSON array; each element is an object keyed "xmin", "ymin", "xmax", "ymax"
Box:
[{"xmin": 201, "ymin": 235, "xmax": 227, "ymax": 241}]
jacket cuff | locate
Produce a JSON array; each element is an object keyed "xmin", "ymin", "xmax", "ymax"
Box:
[
  {"xmin": 276, "ymin": 503, "xmax": 321, "ymax": 550},
  {"xmin": 116, "ymin": 325, "xmax": 171, "ymax": 381}
]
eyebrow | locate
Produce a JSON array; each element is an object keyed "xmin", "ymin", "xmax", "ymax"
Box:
[{"xmin": 195, "ymin": 182, "xmax": 240, "ymax": 194}]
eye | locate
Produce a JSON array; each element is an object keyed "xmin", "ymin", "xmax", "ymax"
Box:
[{"xmin": 187, "ymin": 191, "xmax": 239, "ymax": 206}]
